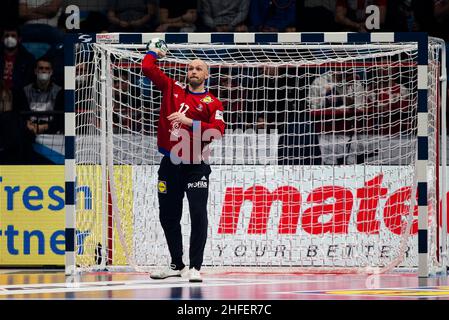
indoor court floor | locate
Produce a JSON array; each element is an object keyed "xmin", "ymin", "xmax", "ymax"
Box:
[{"xmin": 0, "ymin": 269, "xmax": 449, "ymax": 300}]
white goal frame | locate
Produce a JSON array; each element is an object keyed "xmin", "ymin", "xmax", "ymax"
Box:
[{"xmin": 64, "ymin": 32, "xmax": 447, "ymax": 277}]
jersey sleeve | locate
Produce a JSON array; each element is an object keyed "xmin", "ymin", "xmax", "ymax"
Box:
[
  {"xmin": 191, "ymin": 99, "xmax": 226, "ymax": 139},
  {"xmin": 141, "ymin": 52, "xmax": 173, "ymax": 92}
]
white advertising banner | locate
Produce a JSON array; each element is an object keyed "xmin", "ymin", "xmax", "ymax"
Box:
[{"xmin": 132, "ymin": 165, "xmax": 448, "ymax": 269}]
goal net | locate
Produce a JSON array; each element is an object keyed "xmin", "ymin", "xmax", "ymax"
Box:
[{"xmin": 70, "ymin": 34, "xmax": 447, "ymax": 275}]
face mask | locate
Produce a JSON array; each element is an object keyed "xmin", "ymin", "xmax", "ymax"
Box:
[
  {"xmin": 4, "ymin": 36, "xmax": 17, "ymax": 49},
  {"xmin": 37, "ymin": 72, "xmax": 51, "ymax": 82}
]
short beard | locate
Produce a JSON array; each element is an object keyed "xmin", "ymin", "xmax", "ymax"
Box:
[{"xmin": 188, "ymin": 78, "xmax": 203, "ymax": 89}]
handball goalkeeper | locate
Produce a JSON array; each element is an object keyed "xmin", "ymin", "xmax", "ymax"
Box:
[{"xmin": 141, "ymin": 39, "xmax": 225, "ymax": 282}]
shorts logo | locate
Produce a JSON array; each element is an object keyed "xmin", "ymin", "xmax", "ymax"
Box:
[
  {"xmin": 158, "ymin": 181, "xmax": 167, "ymax": 193},
  {"xmin": 187, "ymin": 180, "xmax": 208, "ymax": 189},
  {"xmin": 200, "ymin": 96, "xmax": 214, "ymax": 104}
]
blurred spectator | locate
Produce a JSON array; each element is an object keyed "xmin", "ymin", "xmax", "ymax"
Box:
[
  {"xmin": 0, "ymin": 79, "xmax": 30, "ymax": 164},
  {"xmin": 308, "ymin": 69, "xmax": 367, "ymax": 164},
  {"xmin": 0, "ymin": 80, "xmax": 14, "ymax": 114},
  {"xmin": 112, "ymin": 70, "xmax": 132, "ymax": 133},
  {"xmin": 278, "ymin": 67, "xmax": 322, "ymax": 166},
  {"xmin": 198, "ymin": 0, "xmax": 250, "ymax": 32},
  {"xmin": 249, "ymin": 0, "xmax": 296, "ymax": 32},
  {"xmin": 411, "ymin": 0, "xmax": 438, "ymax": 35},
  {"xmin": 433, "ymin": 0, "xmax": 449, "ymax": 40},
  {"xmin": 384, "ymin": 0, "xmax": 413, "ymax": 31},
  {"xmin": 19, "ymin": 0, "xmax": 64, "ymax": 49},
  {"xmin": 74, "ymin": 62, "xmax": 100, "ymax": 133},
  {"xmin": 335, "ymin": 0, "xmax": 387, "ymax": 32},
  {"xmin": 434, "ymin": 0, "xmax": 449, "ymax": 22},
  {"xmin": 0, "ymin": 0, "xmax": 19, "ymax": 30},
  {"xmin": 298, "ymin": 0, "xmax": 338, "ymax": 31},
  {"xmin": 44, "ymin": 39, "xmax": 63, "ymax": 86},
  {"xmin": 0, "ymin": 26, "xmax": 36, "ymax": 90},
  {"xmin": 19, "ymin": 57, "xmax": 63, "ymax": 136},
  {"xmin": 112, "ymin": 70, "xmax": 144, "ymax": 134},
  {"xmin": 252, "ymin": 66, "xmax": 293, "ymax": 129},
  {"xmin": 217, "ymin": 72, "xmax": 247, "ymax": 130},
  {"xmin": 365, "ymin": 63, "xmax": 412, "ymax": 135},
  {"xmin": 156, "ymin": 0, "xmax": 197, "ymax": 32},
  {"xmin": 256, "ymin": 114, "xmax": 266, "ymax": 130},
  {"xmin": 75, "ymin": 62, "xmax": 92, "ymax": 90},
  {"xmin": 254, "ymin": 113, "xmax": 270, "ymax": 130},
  {"xmin": 107, "ymin": 0, "xmax": 159, "ymax": 32},
  {"xmin": 79, "ymin": 11, "xmax": 110, "ymax": 33},
  {"xmin": 309, "ymin": 70, "xmax": 365, "ymax": 110},
  {"xmin": 19, "ymin": 0, "xmax": 62, "ymax": 26},
  {"xmin": 277, "ymin": 119, "xmax": 322, "ymax": 165}
]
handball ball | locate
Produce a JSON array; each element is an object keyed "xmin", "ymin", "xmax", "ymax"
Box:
[{"xmin": 147, "ymin": 38, "xmax": 168, "ymax": 54}]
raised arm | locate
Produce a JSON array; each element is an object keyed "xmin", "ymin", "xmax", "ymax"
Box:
[{"xmin": 141, "ymin": 48, "xmax": 172, "ymax": 92}]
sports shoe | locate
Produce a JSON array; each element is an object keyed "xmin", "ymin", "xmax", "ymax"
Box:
[
  {"xmin": 150, "ymin": 265, "xmax": 188, "ymax": 280},
  {"xmin": 188, "ymin": 268, "xmax": 202, "ymax": 283}
]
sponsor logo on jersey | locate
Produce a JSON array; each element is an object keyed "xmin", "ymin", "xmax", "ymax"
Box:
[
  {"xmin": 175, "ymin": 81, "xmax": 185, "ymax": 89},
  {"xmin": 158, "ymin": 181, "xmax": 167, "ymax": 193},
  {"xmin": 196, "ymin": 104, "xmax": 203, "ymax": 111},
  {"xmin": 215, "ymin": 110, "xmax": 223, "ymax": 120},
  {"xmin": 200, "ymin": 96, "xmax": 214, "ymax": 104},
  {"xmin": 187, "ymin": 180, "xmax": 208, "ymax": 189}
]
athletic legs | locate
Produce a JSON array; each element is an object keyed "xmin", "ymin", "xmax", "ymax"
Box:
[
  {"xmin": 157, "ymin": 156, "xmax": 211, "ymax": 271},
  {"xmin": 157, "ymin": 156, "xmax": 185, "ymax": 270},
  {"xmin": 183, "ymin": 163, "xmax": 211, "ymax": 270}
]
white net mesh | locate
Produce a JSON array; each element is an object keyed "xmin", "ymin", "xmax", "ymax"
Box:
[{"xmin": 73, "ymin": 38, "xmax": 445, "ymax": 274}]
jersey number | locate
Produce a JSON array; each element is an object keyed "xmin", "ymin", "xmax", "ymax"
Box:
[{"xmin": 179, "ymin": 103, "xmax": 189, "ymax": 114}]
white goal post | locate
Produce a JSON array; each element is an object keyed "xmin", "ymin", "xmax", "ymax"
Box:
[{"xmin": 64, "ymin": 32, "xmax": 448, "ymax": 277}]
